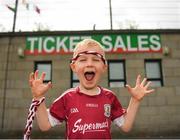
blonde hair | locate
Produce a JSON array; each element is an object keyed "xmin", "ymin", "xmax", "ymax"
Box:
[{"xmin": 73, "ymin": 39, "xmax": 105, "ymax": 57}]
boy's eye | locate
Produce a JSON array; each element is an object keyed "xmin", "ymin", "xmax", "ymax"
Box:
[
  {"xmin": 78, "ymin": 58, "xmax": 87, "ymax": 62},
  {"xmin": 80, "ymin": 59, "xmax": 86, "ymax": 62},
  {"xmin": 93, "ymin": 58, "xmax": 101, "ymax": 62},
  {"xmin": 92, "ymin": 57, "xmax": 101, "ymax": 62}
]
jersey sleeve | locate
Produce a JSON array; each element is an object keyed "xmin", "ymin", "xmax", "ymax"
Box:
[
  {"xmin": 113, "ymin": 115, "xmax": 125, "ymax": 128},
  {"xmin": 111, "ymin": 95, "xmax": 126, "ymax": 121},
  {"xmin": 47, "ymin": 109, "xmax": 61, "ymax": 127},
  {"xmin": 49, "ymin": 95, "xmax": 67, "ymax": 122}
]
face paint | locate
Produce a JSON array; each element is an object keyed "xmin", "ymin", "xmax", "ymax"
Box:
[{"xmin": 71, "ymin": 51, "xmax": 106, "ymax": 64}]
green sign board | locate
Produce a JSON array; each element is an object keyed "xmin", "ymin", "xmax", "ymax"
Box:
[{"xmin": 25, "ymin": 34, "xmax": 162, "ymax": 55}]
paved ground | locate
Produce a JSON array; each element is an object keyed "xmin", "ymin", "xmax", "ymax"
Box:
[{"xmin": 0, "ymin": 130, "xmax": 180, "ymax": 139}]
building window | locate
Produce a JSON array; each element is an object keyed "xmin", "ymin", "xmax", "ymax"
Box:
[
  {"xmin": 108, "ymin": 60, "xmax": 126, "ymax": 87},
  {"xmin": 34, "ymin": 61, "xmax": 52, "ymax": 83},
  {"xmin": 71, "ymin": 70, "xmax": 79, "ymax": 88},
  {"xmin": 145, "ymin": 59, "xmax": 163, "ymax": 87}
]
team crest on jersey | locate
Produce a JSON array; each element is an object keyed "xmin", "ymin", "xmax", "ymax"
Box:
[{"xmin": 104, "ymin": 104, "xmax": 111, "ymax": 117}]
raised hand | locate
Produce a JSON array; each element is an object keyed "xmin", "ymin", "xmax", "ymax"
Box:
[
  {"xmin": 126, "ymin": 75, "xmax": 154, "ymax": 101},
  {"xmin": 29, "ymin": 70, "xmax": 52, "ymax": 99}
]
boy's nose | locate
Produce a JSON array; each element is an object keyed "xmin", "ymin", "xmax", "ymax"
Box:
[{"xmin": 86, "ymin": 59, "xmax": 93, "ymax": 66}]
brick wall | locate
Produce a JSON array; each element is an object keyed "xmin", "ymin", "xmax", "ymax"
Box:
[{"xmin": 0, "ymin": 31, "xmax": 180, "ymax": 138}]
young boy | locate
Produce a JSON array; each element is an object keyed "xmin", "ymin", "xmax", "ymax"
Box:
[{"xmin": 28, "ymin": 39, "xmax": 154, "ymax": 139}]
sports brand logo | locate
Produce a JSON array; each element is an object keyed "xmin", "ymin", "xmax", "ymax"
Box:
[
  {"xmin": 70, "ymin": 108, "xmax": 79, "ymax": 113},
  {"xmin": 104, "ymin": 104, "xmax": 111, "ymax": 117}
]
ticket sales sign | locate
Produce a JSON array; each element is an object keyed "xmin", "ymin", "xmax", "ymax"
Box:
[{"xmin": 25, "ymin": 34, "xmax": 162, "ymax": 55}]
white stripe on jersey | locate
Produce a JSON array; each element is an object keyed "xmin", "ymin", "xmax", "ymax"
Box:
[
  {"xmin": 47, "ymin": 109, "xmax": 61, "ymax": 127},
  {"xmin": 113, "ymin": 115, "xmax": 125, "ymax": 128},
  {"xmin": 102, "ymin": 88, "xmax": 116, "ymax": 95},
  {"xmin": 53, "ymin": 88, "xmax": 76, "ymax": 103}
]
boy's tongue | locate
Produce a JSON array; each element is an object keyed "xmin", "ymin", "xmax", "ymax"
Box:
[{"xmin": 84, "ymin": 72, "xmax": 95, "ymax": 81}]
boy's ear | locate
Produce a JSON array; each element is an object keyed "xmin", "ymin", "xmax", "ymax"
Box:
[
  {"xmin": 70, "ymin": 63, "xmax": 76, "ymax": 72},
  {"xmin": 102, "ymin": 64, "xmax": 108, "ymax": 73}
]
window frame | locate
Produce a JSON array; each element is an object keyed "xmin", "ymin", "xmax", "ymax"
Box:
[
  {"xmin": 34, "ymin": 61, "xmax": 52, "ymax": 83},
  {"xmin": 70, "ymin": 70, "xmax": 79, "ymax": 88},
  {"xmin": 144, "ymin": 59, "xmax": 163, "ymax": 87},
  {"xmin": 107, "ymin": 59, "xmax": 126, "ymax": 87}
]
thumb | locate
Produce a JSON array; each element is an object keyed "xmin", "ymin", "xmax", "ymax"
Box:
[
  {"xmin": 47, "ymin": 81, "xmax": 52, "ymax": 88},
  {"xmin": 125, "ymin": 84, "xmax": 132, "ymax": 92}
]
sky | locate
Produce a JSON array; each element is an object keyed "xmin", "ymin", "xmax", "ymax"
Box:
[{"xmin": 0, "ymin": 0, "xmax": 180, "ymax": 32}]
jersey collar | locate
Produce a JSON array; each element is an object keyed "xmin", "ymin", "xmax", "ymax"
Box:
[{"xmin": 76, "ymin": 86, "xmax": 102, "ymax": 97}]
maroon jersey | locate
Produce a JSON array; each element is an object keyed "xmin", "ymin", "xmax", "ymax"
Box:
[{"xmin": 50, "ymin": 86, "xmax": 126, "ymax": 139}]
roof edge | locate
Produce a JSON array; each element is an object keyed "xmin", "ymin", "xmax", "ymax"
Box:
[{"xmin": 1, "ymin": 29, "xmax": 180, "ymax": 37}]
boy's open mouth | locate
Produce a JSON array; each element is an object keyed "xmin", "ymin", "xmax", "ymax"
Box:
[{"xmin": 84, "ymin": 71, "xmax": 95, "ymax": 81}]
